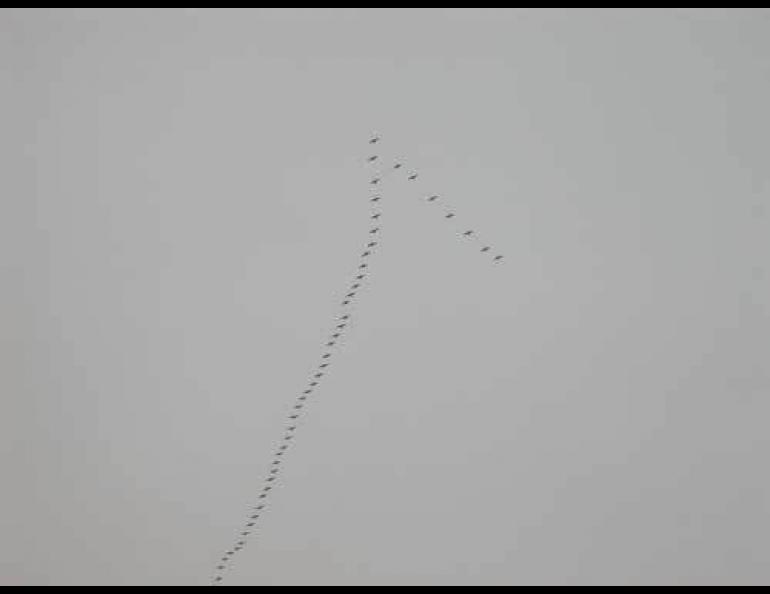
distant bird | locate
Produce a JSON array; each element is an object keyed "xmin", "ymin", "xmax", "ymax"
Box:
[
  {"xmin": 326, "ymin": 342, "xmax": 335, "ymax": 347},
  {"xmin": 393, "ymin": 163, "xmax": 403, "ymax": 169},
  {"xmin": 371, "ymin": 214, "xmax": 381, "ymax": 220},
  {"xmin": 428, "ymin": 196, "xmax": 439, "ymax": 202},
  {"xmin": 371, "ymin": 178, "xmax": 381, "ymax": 186},
  {"xmin": 332, "ymin": 333, "xmax": 341, "ymax": 339},
  {"xmin": 494, "ymin": 255, "xmax": 504, "ymax": 262},
  {"xmin": 370, "ymin": 228, "xmax": 380, "ymax": 234},
  {"xmin": 342, "ymin": 301, "xmax": 351, "ymax": 306},
  {"xmin": 408, "ymin": 174, "xmax": 418, "ymax": 181},
  {"xmin": 446, "ymin": 213, "xmax": 455, "ymax": 219},
  {"xmin": 367, "ymin": 242, "xmax": 378, "ymax": 248},
  {"xmin": 351, "ymin": 284, "xmax": 361, "ymax": 290},
  {"xmin": 359, "ymin": 264, "xmax": 368, "ymax": 270},
  {"xmin": 341, "ymin": 315, "xmax": 351, "ymax": 320},
  {"xmin": 356, "ymin": 275, "xmax": 366, "ymax": 281},
  {"xmin": 347, "ymin": 292, "xmax": 357, "ymax": 298},
  {"xmin": 323, "ymin": 354, "xmax": 332, "ymax": 359},
  {"xmin": 481, "ymin": 247, "xmax": 491, "ymax": 253},
  {"xmin": 368, "ymin": 156, "xmax": 378, "ymax": 163},
  {"xmin": 371, "ymin": 197, "xmax": 381, "ymax": 203},
  {"xmin": 289, "ymin": 415, "xmax": 299, "ymax": 420},
  {"xmin": 370, "ymin": 136, "xmax": 380, "ymax": 144},
  {"xmin": 463, "ymin": 230, "xmax": 475, "ymax": 237}
]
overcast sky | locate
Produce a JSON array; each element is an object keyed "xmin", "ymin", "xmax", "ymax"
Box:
[{"xmin": 1, "ymin": 8, "xmax": 769, "ymax": 586}]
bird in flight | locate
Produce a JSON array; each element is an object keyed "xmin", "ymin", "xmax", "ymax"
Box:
[
  {"xmin": 370, "ymin": 136, "xmax": 380, "ymax": 144},
  {"xmin": 463, "ymin": 231, "xmax": 475, "ymax": 237},
  {"xmin": 367, "ymin": 156, "xmax": 378, "ymax": 163},
  {"xmin": 408, "ymin": 174, "xmax": 419, "ymax": 181},
  {"xmin": 428, "ymin": 196, "xmax": 439, "ymax": 202}
]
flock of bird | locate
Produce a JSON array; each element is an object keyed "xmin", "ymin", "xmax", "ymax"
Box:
[{"xmin": 211, "ymin": 136, "xmax": 504, "ymax": 586}]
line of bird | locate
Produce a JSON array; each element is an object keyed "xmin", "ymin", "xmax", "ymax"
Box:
[
  {"xmin": 211, "ymin": 136, "xmax": 504, "ymax": 586},
  {"xmin": 368, "ymin": 138, "xmax": 504, "ymax": 263},
  {"xmin": 211, "ymin": 138, "xmax": 390, "ymax": 586}
]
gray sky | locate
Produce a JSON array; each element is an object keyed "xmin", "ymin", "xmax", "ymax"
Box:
[{"xmin": 1, "ymin": 8, "xmax": 768, "ymax": 586}]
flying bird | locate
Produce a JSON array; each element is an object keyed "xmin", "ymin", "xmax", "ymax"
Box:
[
  {"xmin": 371, "ymin": 197, "xmax": 381, "ymax": 203},
  {"xmin": 494, "ymin": 255, "xmax": 504, "ymax": 262},
  {"xmin": 371, "ymin": 178, "xmax": 381, "ymax": 186},
  {"xmin": 408, "ymin": 174, "xmax": 419, "ymax": 181},
  {"xmin": 428, "ymin": 196, "xmax": 439, "ymax": 202},
  {"xmin": 371, "ymin": 214, "xmax": 381, "ymax": 220},
  {"xmin": 367, "ymin": 156, "xmax": 378, "ymax": 163},
  {"xmin": 463, "ymin": 231, "xmax": 475, "ymax": 237},
  {"xmin": 446, "ymin": 213, "xmax": 456, "ymax": 219},
  {"xmin": 394, "ymin": 163, "xmax": 403, "ymax": 169},
  {"xmin": 481, "ymin": 247, "xmax": 491, "ymax": 253},
  {"xmin": 370, "ymin": 136, "xmax": 380, "ymax": 144}
]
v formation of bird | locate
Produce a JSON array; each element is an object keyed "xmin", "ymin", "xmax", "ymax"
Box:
[{"xmin": 211, "ymin": 135, "xmax": 504, "ymax": 586}]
